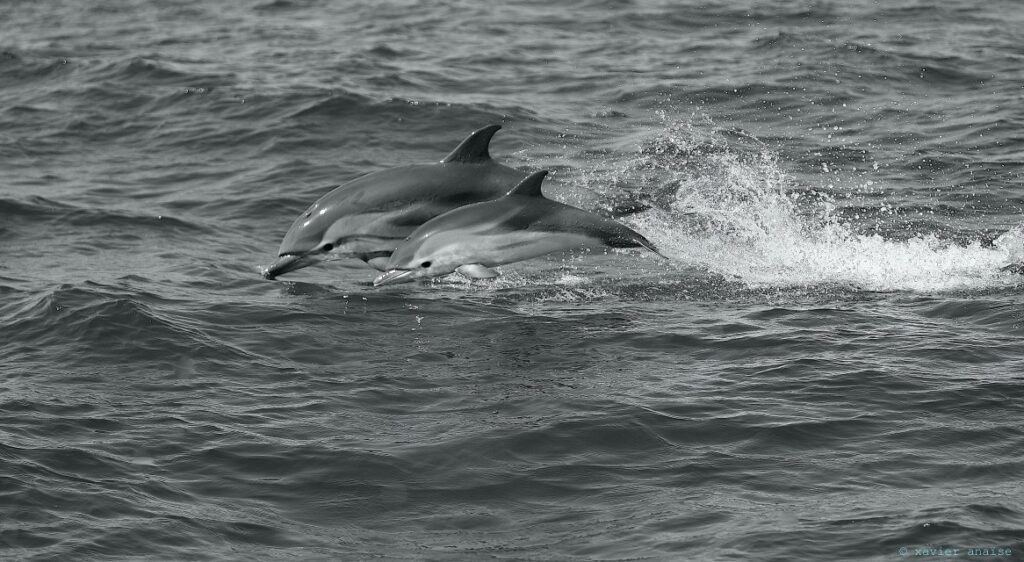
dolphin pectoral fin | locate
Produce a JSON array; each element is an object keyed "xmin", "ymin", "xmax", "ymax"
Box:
[
  {"xmin": 456, "ymin": 264, "xmax": 499, "ymax": 280},
  {"xmin": 373, "ymin": 269, "xmax": 417, "ymax": 286},
  {"xmin": 441, "ymin": 125, "xmax": 501, "ymax": 163},
  {"xmin": 356, "ymin": 250, "xmax": 394, "ymax": 271},
  {"xmin": 366, "ymin": 256, "xmax": 391, "ymax": 271}
]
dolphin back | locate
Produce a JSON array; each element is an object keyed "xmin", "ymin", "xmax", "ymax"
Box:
[
  {"xmin": 501, "ymin": 171, "xmax": 663, "ymax": 256},
  {"xmin": 523, "ymin": 199, "xmax": 662, "ymax": 255}
]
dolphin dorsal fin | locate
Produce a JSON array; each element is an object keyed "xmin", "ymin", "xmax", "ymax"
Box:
[
  {"xmin": 441, "ymin": 124, "xmax": 502, "ymax": 163},
  {"xmin": 505, "ymin": 170, "xmax": 548, "ymax": 198}
]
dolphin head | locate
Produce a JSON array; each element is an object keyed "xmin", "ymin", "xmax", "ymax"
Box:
[
  {"xmin": 263, "ymin": 197, "xmax": 348, "ymax": 280},
  {"xmin": 371, "ymin": 229, "xmax": 464, "ymax": 286}
]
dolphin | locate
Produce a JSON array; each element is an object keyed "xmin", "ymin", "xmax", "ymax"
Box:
[
  {"xmin": 263, "ymin": 124, "xmax": 528, "ymax": 279},
  {"xmin": 373, "ymin": 170, "xmax": 665, "ymax": 286}
]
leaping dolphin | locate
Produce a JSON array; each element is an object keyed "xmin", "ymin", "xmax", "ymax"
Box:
[
  {"xmin": 263, "ymin": 125, "xmax": 528, "ymax": 279},
  {"xmin": 373, "ymin": 170, "xmax": 665, "ymax": 286}
]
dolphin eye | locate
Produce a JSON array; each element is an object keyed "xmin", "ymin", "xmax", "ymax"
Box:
[
  {"xmin": 421, "ymin": 261, "xmax": 431, "ymax": 268},
  {"xmin": 321, "ymin": 243, "xmax": 334, "ymax": 252}
]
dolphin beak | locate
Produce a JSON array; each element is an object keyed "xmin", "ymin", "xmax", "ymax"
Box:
[
  {"xmin": 373, "ymin": 269, "xmax": 416, "ymax": 286},
  {"xmin": 263, "ymin": 253, "xmax": 320, "ymax": 280}
]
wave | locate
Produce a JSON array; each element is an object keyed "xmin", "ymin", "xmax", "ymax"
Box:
[
  {"xmin": 0, "ymin": 48, "xmax": 72, "ymax": 85},
  {"xmin": 0, "ymin": 49, "xmax": 231, "ymax": 98},
  {"xmin": 289, "ymin": 89, "xmax": 532, "ymax": 127},
  {"xmin": 0, "ymin": 196, "xmax": 208, "ymax": 241},
  {"xmin": 88, "ymin": 55, "xmax": 234, "ymax": 90},
  {"xmin": 0, "ymin": 283, "xmax": 247, "ymax": 371}
]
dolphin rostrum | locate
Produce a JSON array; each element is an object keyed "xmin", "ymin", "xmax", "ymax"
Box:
[
  {"xmin": 263, "ymin": 125, "xmax": 528, "ymax": 279},
  {"xmin": 373, "ymin": 170, "xmax": 665, "ymax": 286}
]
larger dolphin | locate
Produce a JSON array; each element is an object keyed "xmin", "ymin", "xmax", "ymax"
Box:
[
  {"xmin": 263, "ymin": 125, "xmax": 528, "ymax": 279},
  {"xmin": 373, "ymin": 171, "xmax": 664, "ymax": 286}
]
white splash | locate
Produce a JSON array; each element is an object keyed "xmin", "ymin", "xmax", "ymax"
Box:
[{"xmin": 594, "ymin": 117, "xmax": 1024, "ymax": 293}]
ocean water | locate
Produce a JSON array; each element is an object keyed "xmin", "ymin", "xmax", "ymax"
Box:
[{"xmin": 2, "ymin": 1, "xmax": 1023, "ymax": 560}]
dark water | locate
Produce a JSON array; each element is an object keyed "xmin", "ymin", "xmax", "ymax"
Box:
[{"xmin": 3, "ymin": 1, "xmax": 1024, "ymax": 560}]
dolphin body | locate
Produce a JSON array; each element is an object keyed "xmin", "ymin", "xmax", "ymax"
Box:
[
  {"xmin": 263, "ymin": 125, "xmax": 528, "ymax": 279},
  {"xmin": 373, "ymin": 170, "xmax": 664, "ymax": 286}
]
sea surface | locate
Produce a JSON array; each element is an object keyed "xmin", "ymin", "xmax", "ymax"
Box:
[{"xmin": 2, "ymin": 1, "xmax": 1023, "ymax": 560}]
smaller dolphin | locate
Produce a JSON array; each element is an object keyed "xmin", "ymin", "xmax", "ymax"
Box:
[
  {"xmin": 263, "ymin": 125, "xmax": 527, "ymax": 279},
  {"xmin": 373, "ymin": 170, "xmax": 664, "ymax": 286}
]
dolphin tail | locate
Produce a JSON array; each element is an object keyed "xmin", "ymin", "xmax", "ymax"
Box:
[
  {"xmin": 602, "ymin": 223, "xmax": 668, "ymax": 261},
  {"xmin": 632, "ymin": 234, "xmax": 669, "ymax": 261},
  {"xmin": 1001, "ymin": 262, "xmax": 1024, "ymax": 275}
]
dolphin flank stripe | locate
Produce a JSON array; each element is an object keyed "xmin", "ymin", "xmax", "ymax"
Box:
[{"xmin": 333, "ymin": 234, "xmax": 407, "ymax": 244}]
